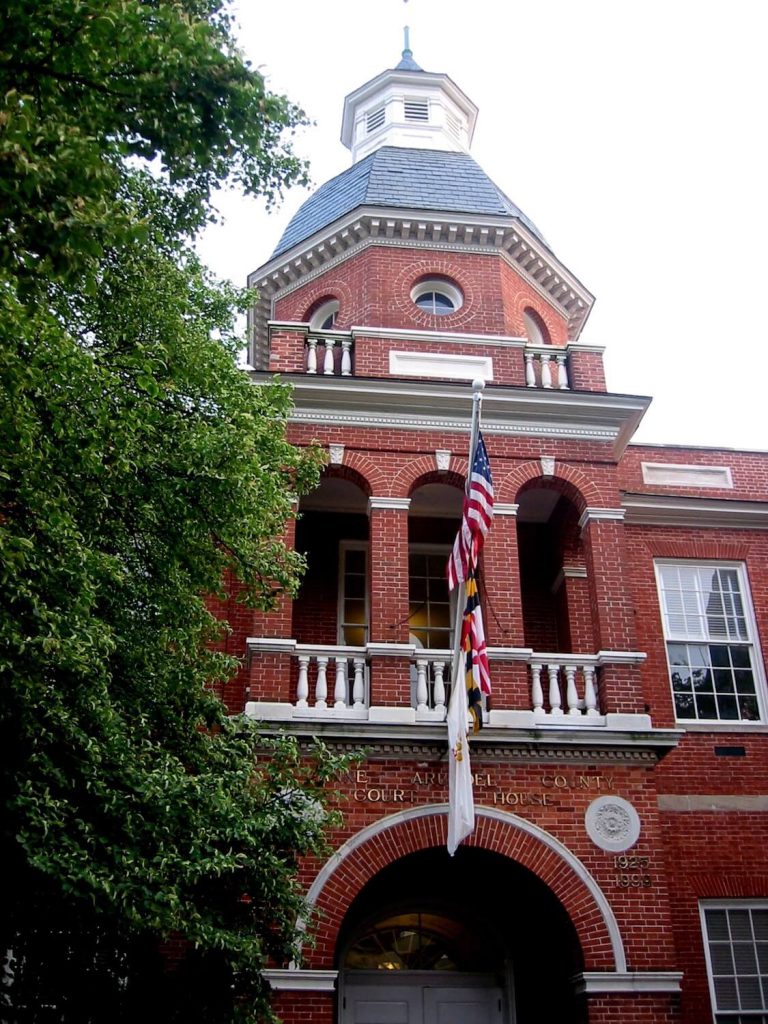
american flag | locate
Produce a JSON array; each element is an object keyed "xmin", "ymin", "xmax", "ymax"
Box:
[{"xmin": 447, "ymin": 433, "xmax": 494, "ymax": 591}]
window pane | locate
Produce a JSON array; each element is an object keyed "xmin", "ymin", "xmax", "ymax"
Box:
[
  {"xmin": 731, "ymin": 912, "xmax": 754, "ymax": 941},
  {"xmin": 674, "ymin": 692, "xmax": 696, "ymax": 718},
  {"xmin": 738, "ymin": 975, "xmax": 763, "ymax": 1009},
  {"xmin": 711, "ymin": 944, "xmax": 735, "ymax": 973},
  {"xmin": 344, "ymin": 599, "xmax": 366, "ymax": 625},
  {"xmin": 343, "ymin": 626, "xmax": 366, "ymax": 646},
  {"xmin": 706, "ymin": 910, "xmax": 730, "ymax": 941},
  {"xmin": 716, "ymin": 694, "xmax": 739, "ymax": 720},
  {"xmin": 346, "ymin": 573, "xmax": 365, "ymax": 599},
  {"xmin": 734, "ymin": 943, "xmax": 759, "ymax": 973},
  {"xmin": 346, "ymin": 549, "xmax": 365, "ymax": 574},
  {"xmin": 714, "ymin": 976, "xmax": 739, "ymax": 1009},
  {"xmin": 696, "ymin": 694, "xmax": 717, "ymax": 719}
]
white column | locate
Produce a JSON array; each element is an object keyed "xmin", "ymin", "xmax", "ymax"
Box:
[
  {"xmin": 565, "ymin": 664, "xmax": 580, "ymax": 716},
  {"xmin": 556, "ymin": 352, "xmax": 569, "ymax": 390},
  {"xmin": 415, "ymin": 659, "xmax": 429, "ymax": 712},
  {"xmin": 531, "ymin": 663, "xmax": 544, "ymax": 712},
  {"xmin": 323, "ymin": 339, "xmax": 335, "ymax": 375},
  {"xmin": 584, "ymin": 665, "xmax": 599, "ymax": 716},
  {"xmin": 296, "ymin": 655, "xmax": 309, "ymax": 707},
  {"xmin": 548, "ymin": 663, "xmax": 563, "ymax": 715},
  {"xmin": 306, "ymin": 337, "xmax": 317, "ymax": 374},
  {"xmin": 525, "ymin": 351, "xmax": 536, "ymax": 388},
  {"xmin": 433, "ymin": 661, "xmax": 446, "ymax": 711},
  {"xmin": 540, "ymin": 352, "xmax": 553, "ymax": 389},
  {"xmin": 341, "ymin": 339, "xmax": 352, "ymax": 376},
  {"xmin": 352, "ymin": 658, "xmax": 366, "ymax": 709},
  {"xmin": 334, "ymin": 657, "xmax": 348, "ymax": 709},
  {"xmin": 315, "ymin": 656, "xmax": 328, "ymax": 709}
]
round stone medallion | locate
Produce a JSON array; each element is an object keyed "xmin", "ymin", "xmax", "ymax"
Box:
[{"xmin": 584, "ymin": 796, "xmax": 641, "ymax": 852}]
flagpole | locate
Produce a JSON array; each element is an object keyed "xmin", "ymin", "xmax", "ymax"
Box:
[{"xmin": 449, "ymin": 378, "xmax": 485, "ymax": 689}]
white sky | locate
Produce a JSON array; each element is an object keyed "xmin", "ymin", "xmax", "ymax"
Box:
[{"xmin": 198, "ymin": 0, "xmax": 768, "ymax": 451}]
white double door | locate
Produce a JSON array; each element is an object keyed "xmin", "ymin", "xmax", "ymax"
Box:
[{"xmin": 342, "ymin": 974, "xmax": 505, "ymax": 1024}]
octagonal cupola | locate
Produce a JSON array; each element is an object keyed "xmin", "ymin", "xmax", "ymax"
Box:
[{"xmin": 341, "ymin": 31, "xmax": 478, "ymax": 163}]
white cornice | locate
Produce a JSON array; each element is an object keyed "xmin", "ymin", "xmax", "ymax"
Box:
[
  {"xmin": 368, "ymin": 496, "xmax": 411, "ymax": 511},
  {"xmin": 579, "ymin": 507, "xmax": 627, "ymax": 530},
  {"xmin": 622, "ymin": 492, "xmax": 768, "ymax": 529},
  {"xmin": 574, "ymin": 972, "xmax": 683, "ymax": 994},
  {"xmin": 248, "ymin": 210, "xmax": 594, "ymax": 366},
  {"xmin": 263, "ymin": 969, "xmax": 338, "ymax": 992},
  {"xmin": 254, "ymin": 374, "xmax": 649, "ymax": 458}
]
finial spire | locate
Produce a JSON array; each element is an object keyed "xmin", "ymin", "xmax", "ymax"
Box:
[{"xmin": 402, "ymin": 24, "xmax": 412, "ymax": 60}]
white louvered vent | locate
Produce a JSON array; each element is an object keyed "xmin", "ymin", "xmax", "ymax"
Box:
[
  {"xmin": 404, "ymin": 99, "xmax": 429, "ymax": 122},
  {"xmin": 366, "ymin": 106, "xmax": 385, "ymax": 133},
  {"xmin": 446, "ymin": 112, "xmax": 461, "ymax": 139}
]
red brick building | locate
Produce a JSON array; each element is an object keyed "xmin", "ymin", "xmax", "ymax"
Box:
[{"xmin": 234, "ymin": 44, "xmax": 768, "ymax": 1024}]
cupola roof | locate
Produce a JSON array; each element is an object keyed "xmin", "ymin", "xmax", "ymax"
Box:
[{"xmin": 271, "ymin": 146, "xmax": 546, "ymax": 258}]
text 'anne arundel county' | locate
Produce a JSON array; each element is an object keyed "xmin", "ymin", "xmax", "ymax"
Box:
[{"xmin": 350, "ymin": 769, "xmax": 617, "ymax": 805}]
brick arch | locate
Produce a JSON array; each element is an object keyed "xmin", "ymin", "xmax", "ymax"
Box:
[
  {"xmin": 389, "ymin": 455, "xmax": 469, "ymax": 497},
  {"xmin": 642, "ymin": 537, "xmax": 752, "ymax": 561},
  {"xmin": 276, "ymin": 276, "xmax": 357, "ymax": 328},
  {"xmin": 506, "ymin": 285, "xmax": 567, "ymax": 346},
  {"xmin": 304, "ymin": 804, "xmax": 625, "ymax": 973},
  {"xmin": 390, "ymin": 255, "xmax": 480, "ymax": 332},
  {"xmin": 497, "ymin": 461, "xmax": 602, "ymax": 510},
  {"xmin": 320, "ymin": 453, "xmax": 386, "ymax": 496}
]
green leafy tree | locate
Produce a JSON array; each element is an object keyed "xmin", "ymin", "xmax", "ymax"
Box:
[{"xmin": 0, "ymin": 3, "xmax": 345, "ymax": 1020}]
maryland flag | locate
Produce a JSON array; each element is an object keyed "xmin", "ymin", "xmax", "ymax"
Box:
[
  {"xmin": 447, "ymin": 570, "xmax": 491, "ymax": 856},
  {"xmin": 461, "ymin": 570, "xmax": 491, "ymax": 732}
]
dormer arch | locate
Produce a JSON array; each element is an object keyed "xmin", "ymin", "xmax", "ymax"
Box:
[
  {"xmin": 523, "ymin": 306, "xmax": 552, "ymax": 346},
  {"xmin": 307, "ymin": 297, "xmax": 340, "ymax": 331}
]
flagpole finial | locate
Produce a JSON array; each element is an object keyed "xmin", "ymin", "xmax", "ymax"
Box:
[{"xmin": 472, "ymin": 378, "xmax": 485, "ymax": 393}]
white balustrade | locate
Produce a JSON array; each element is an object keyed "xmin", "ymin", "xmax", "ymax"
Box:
[
  {"xmin": 528, "ymin": 657, "xmax": 601, "ymax": 719},
  {"xmin": 524, "ymin": 347, "xmax": 570, "ymax": 390},
  {"xmin": 305, "ymin": 335, "xmax": 354, "ymax": 376},
  {"xmin": 245, "ymin": 640, "xmax": 649, "ymax": 725}
]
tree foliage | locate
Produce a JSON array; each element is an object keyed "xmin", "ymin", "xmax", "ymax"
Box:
[{"xmin": 0, "ymin": 3, "xmax": 344, "ymax": 1020}]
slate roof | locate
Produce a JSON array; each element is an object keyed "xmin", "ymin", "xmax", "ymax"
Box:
[{"xmin": 271, "ymin": 147, "xmax": 546, "ymax": 258}]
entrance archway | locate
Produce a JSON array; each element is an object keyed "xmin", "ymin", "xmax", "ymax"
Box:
[{"xmin": 336, "ymin": 847, "xmax": 585, "ymax": 1023}]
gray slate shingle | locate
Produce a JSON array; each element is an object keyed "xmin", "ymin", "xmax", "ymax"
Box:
[{"xmin": 271, "ymin": 147, "xmax": 546, "ymax": 258}]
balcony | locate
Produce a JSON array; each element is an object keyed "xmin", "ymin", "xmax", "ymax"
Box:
[{"xmin": 244, "ymin": 639, "xmax": 652, "ymax": 733}]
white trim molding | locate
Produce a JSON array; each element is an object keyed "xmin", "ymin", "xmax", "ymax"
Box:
[
  {"xmin": 641, "ymin": 461, "xmax": 733, "ymax": 489},
  {"xmin": 388, "ymin": 349, "xmax": 493, "ymax": 381},
  {"xmin": 579, "ymin": 507, "xmax": 626, "ymax": 530},
  {"xmin": 622, "ymin": 492, "xmax": 768, "ymax": 529},
  {"xmin": 573, "ymin": 972, "xmax": 683, "ymax": 994},
  {"xmin": 493, "ymin": 502, "xmax": 519, "ymax": 517},
  {"xmin": 263, "ymin": 969, "xmax": 338, "ymax": 992},
  {"xmin": 367, "ymin": 496, "xmax": 411, "ymax": 512}
]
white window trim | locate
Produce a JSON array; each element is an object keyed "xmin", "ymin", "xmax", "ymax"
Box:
[
  {"xmin": 654, "ymin": 559, "xmax": 767, "ymax": 727},
  {"xmin": 309, "ymin": 299, "xmax": 339, "ymax": 332},
  {"xmin": 337, "ymin": 541, "xmax": 369, "ymax": 648},
  {"xmin": 699, "ymin": 899, "xmax": 768, "ymax": 1022}
]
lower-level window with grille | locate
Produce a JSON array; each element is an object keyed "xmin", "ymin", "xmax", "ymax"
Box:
[
  {"xmin": 701, "ymin": 903, "xmax": 768, "ymax": 1022},
  {"xmin": 655, "ymin": 561, "xmax": 764, "ymax": 723}
]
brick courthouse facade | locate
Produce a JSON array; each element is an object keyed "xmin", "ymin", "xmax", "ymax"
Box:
[{"xmin": 226, "ymin": 46, "xmax": 768, "ymax": 1024}]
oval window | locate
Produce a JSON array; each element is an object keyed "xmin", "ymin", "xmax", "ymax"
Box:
[{"xmin": 411, "ymin": 279, "xmax": 463, "ymax": 316}]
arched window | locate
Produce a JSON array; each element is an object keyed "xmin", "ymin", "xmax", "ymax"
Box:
[
  {"xmin": 411, "ymin": 278, "xmax": 463, "ymax": 316},
  {"xmin": 345, "ymin": 912, "xmax": 479, "ymax": 971},
  {"xmin": 309, "ymin": 299, "xmax": 340, "ymax": 331},
  {"xmin": 523, "ymin": 307, "xmax": 551, "ymax": 345}
]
